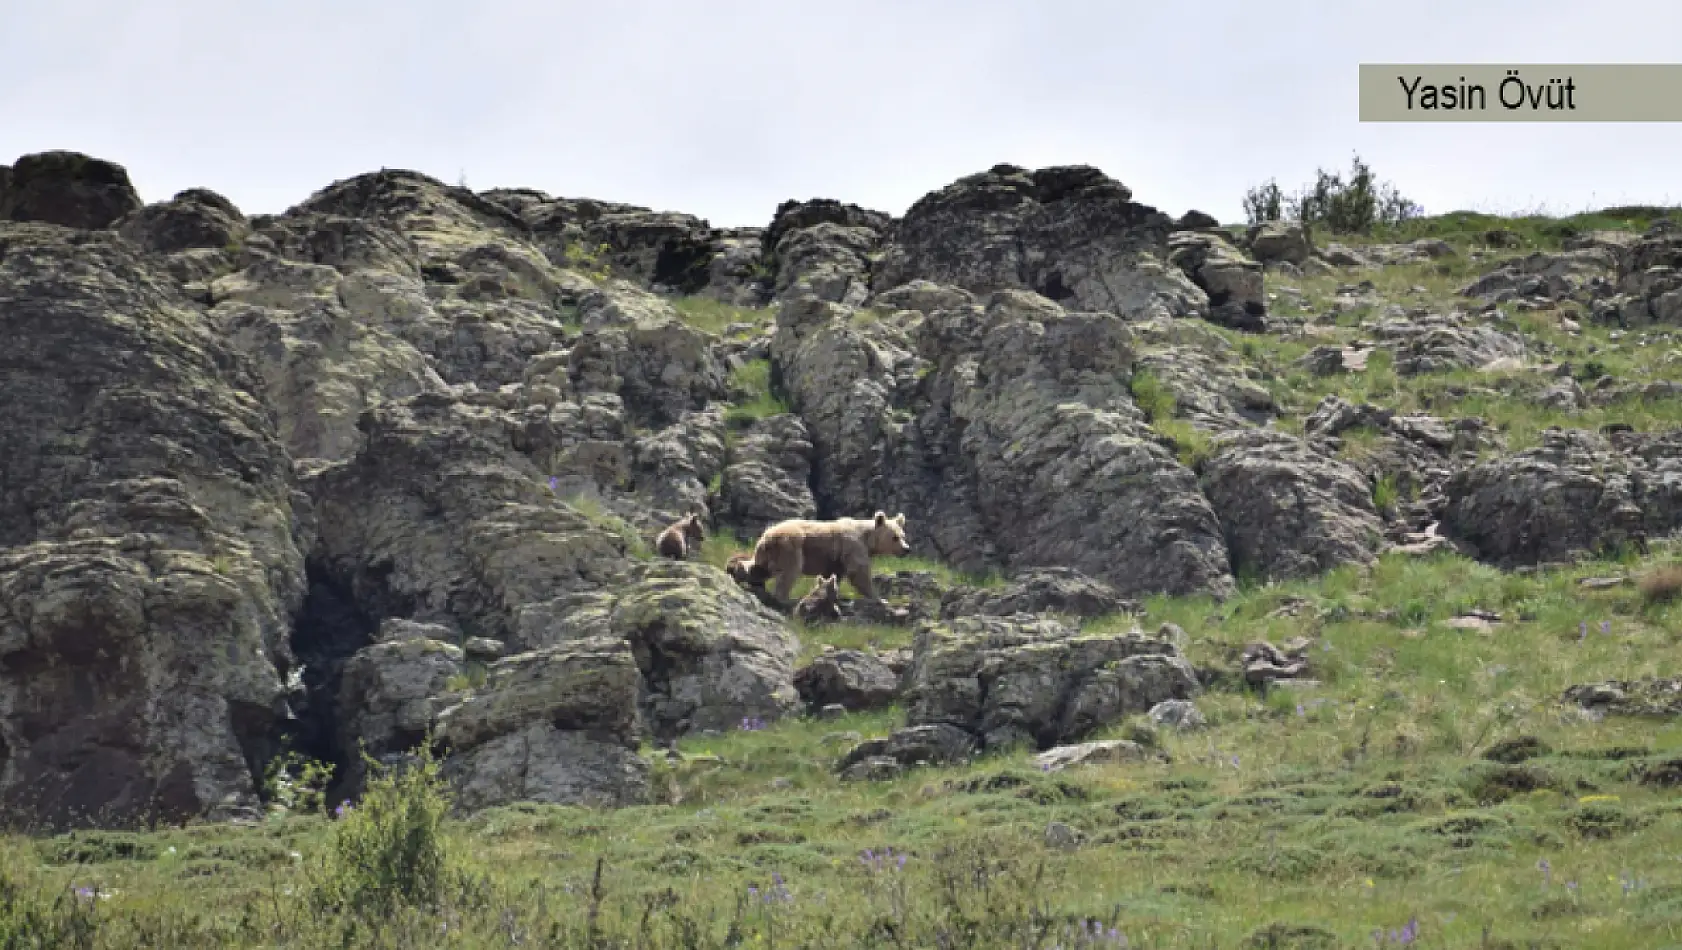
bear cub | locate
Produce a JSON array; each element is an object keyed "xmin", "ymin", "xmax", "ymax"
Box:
[
  {"xmin": 656, "ymin": 513, "xmax": 706, "ymax": 560},
  {"xmin": 794, "ymin": 574, "xmax": 842, "ymax": 623}
]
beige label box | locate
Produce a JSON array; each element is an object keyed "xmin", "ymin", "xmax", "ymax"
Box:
[{"xmin": 1359, "ymin": 64, "xmax": 1682, "ymax": 121}]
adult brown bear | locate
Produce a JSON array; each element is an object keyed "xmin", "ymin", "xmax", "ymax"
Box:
[{"xmin": 748, "ymin": 511, "xmax": 911, "ymax": 606}]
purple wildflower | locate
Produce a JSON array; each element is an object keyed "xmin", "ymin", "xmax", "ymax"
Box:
[
  {"xmin": 547, "ymin": 476, "xmax": 558, "ymax": 492},
  {"xmin": 1578, "ymin": 620, "xmax": 1588, "ymax": 641},
  {"xmin": 1538, "ymin": 858, "xmax": 1552, "ymax": 886},
  {"xmin": 334, "ymin": 799, "xmax": 351, "ymax": 818},
  {"xmin": 74, "ymin": 886, "xmax": 94, "ymax": 900},
  {"xmin": 1296, "ymin": 703, "xmax": 1305, "ymax": 717},
  {"xmin": 1601, "ymin": 620, "xmax": 1611, "ymax": 635}
]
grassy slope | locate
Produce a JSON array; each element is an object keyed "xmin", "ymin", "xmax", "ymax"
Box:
[{"xmin": 10, "ymin": 209, "xmax": 1682, "ymax": 949}]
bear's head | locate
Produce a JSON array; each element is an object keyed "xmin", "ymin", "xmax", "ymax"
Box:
[
  {"xmin": 726, "ymin": 552, "xmax": 769, "ymax": 587},
  {"xmin": 867, "ymin": 511, "xmax": 911, "ymax": 557},
  {"xmin": 680, "ymin": 513, "xmax": 706, "ymax": 545}
]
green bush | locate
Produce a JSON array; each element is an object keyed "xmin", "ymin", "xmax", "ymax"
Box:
[
  {"xmin": 1243, "ymin": 153, "xmax": 1423, "ymax": 234},
  {"xmin": 306, "ymin": 744, "xmax": 454, "ymax": 921},
  {"xmin": 262, "ymin": 751, "xmax": 336, "ymax": 817}
]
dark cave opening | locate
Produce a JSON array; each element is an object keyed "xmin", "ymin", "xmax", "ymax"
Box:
[
  {"xmin": 1036, "ymin": 271, "xmax": 1074, "ymax": 302},
  {"xmin": 275, "ymin": 559, "xmax": 378, "ymax": 799},
  {"xmin": 651, "ymin": 239, "xmax": 715, "ymax": 296}
]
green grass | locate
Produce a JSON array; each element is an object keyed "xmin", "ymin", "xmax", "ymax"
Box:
[
  {"xmin": 1360, "ymin": 205, "xmax": 1682, "ymax": 251},
  {"xmin": 1228, "ymin": 252, "xmax": 1682, "ymax": 452},
  {"xmin": 723, "ymin": 358, "xmax": 789, "ymax": 427},
  {"xmin": 1129, "ymin": 368, "xmax": 1214, "ymax": 468},
  {"xmin": 670, "ymin": 297, "xmax": 772, "ymax": 338},
  {"xmin": 555, "ymin": 486, "xmax": 653, "ymax": 559}
]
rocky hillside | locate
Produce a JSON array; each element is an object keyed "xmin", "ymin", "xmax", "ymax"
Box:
[{"xmin": 1, "ymin": 148, "xmax": 1680, "ymax": 839}]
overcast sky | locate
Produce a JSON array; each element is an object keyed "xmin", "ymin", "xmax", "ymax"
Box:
[{"xmin": 3, "ymin": 1, "xmax": 1679, "ymax": 228}]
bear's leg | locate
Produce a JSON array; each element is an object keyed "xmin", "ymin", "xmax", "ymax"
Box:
[
  {"xmin": 772, "ymin": 549, "xmax": 803, "ymax": 605},
  {"xmin": 845, "ymin": 560, "xmax": 877, "ymax": 600}
]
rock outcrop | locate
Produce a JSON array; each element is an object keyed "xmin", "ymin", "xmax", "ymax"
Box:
[
  {"xmin": 872, "ymin": 164, "xmax": 1214, "ymax": 323},
  {"xmin": 837, "ymin": 614, "xmax": 1198, "ymax": 778},
  {"xmin": 0, "ymin": 151, "xmax": 143, "ymax": 230},
  {"xmin": 771, "ymin": 286, "xmax": 1239, "ymax": 600},
  {"xmin": 0, "ymin": 221, "xmax": 308, "ymax": 828}
]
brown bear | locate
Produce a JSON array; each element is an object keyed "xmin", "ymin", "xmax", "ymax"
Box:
[
  {"xmin": 749, "ymin": 511, "xmax": 911, "ymax": 606},
  {"xmin": 656, "ymin": 513, "xmax": 705, "ymax": 560},
  {"xmin": 794, "ymin": 574, "xmax": 842, "ymax": 624}
]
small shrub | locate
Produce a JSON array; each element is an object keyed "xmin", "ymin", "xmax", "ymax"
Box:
[
  {"xmin": 1128, "ymin": 369, "xmax": 1176, "ymax": 423},
  {"xmin": 1158, "ymin": 418, "xmax": 1213, "ymax": 470},
  {"xmin": 1637, "ymin": 564, "xmax": 1682, "ymax": 604},
  {"xmin": 0, "ymin": 855, "xmax": 101, "ymax": 949},
  {"xmin": 262, "ymin": 750, "xmax": 336, "ymax": 816},
  {"xmin": 444, "ymin": 661, "xmax": 489, "ymax": 693},
  {"xmin": 1372, "ymin": 474, "xmax": 1399, "ymax": 513},
  {"xmin": 1243, "ymin": 179, "xmax": 1286, "ymax": 226},
  {"xmin": 563, "ymin": 241, "xmax": 613, "ymax": 282},
  {"xmin": 559, "ymin": 489, "xmax": 651, "ymax": 559},
  {"xmin": 1129, "ymin": 370, "xmax": 1210, "ymax": 467},
  {"xmin": 307, "ymin": 744, "xmax": 454, "ymax": 920}
]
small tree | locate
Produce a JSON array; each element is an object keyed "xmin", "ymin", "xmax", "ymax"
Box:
[{"xmin": 1242, "ymin": 179, "xmax": 1286, "ymax": 225}]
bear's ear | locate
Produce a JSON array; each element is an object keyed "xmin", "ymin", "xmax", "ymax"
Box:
[
  {"xmin": 893, "ymin": 513, "xmax": 906, "ymax": 527},
  {"xmin": 873, "ymin": 511, "xmax": 887, "ymax": 525}
]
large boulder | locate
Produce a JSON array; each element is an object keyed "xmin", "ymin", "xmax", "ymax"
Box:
[
  {"xmin": 1245, "ymin": 221, "xmax": 1312, "ymax": 265},
  {"xmin": 872, "ymin": 164, "xmax": 1208, "ymax": 322},
  {"xmin": 715, "ymin": 413, "xmax": 819, "ymax": 538},
  {"xmin": 939, "ymin": 567, "xmax": 1133, "ymax": 622},
  {"xmin": 1440, "ymin": 428, "xmax": 1648, "ymax": 567},
  {"xmin": 335, "ymin": 637, "xmax": 465, "ymax": 795},
  {"xmin": 1591, "ymin": 225, "xmax": 1682, "ymax": 327},
  {"xmin": 1167, "ymin": 230, "xmax": 1267, "ymax": 331},
  {"xmin": 434, "ymin": 637, "xmax": 649, "ymax": 810},
  {"xmin": 0, "ymin": 151, "xmax": 143, "ymax": 230},
  {"xmin": 116, "ymin": 188, "xmax": 248, "ymax": 255},
  {"xmin": 1199, "ymin": 429, "xmax": 1388, "ymax": 583},
  {"xmin": 899, "ymin": 614, "xmax": 1199, "ymax": 751},
  {"xmin": 795, "ymin": 649, "xmax": 901, "ymax": 712},
  {"xmin": 546, "ymin": 561, "xmax": 801, "ymax": 737}
]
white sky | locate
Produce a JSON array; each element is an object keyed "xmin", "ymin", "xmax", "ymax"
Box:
[{"xmin": 2, "ymin": 1, "xmax": 1679, "ymax": 228}]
